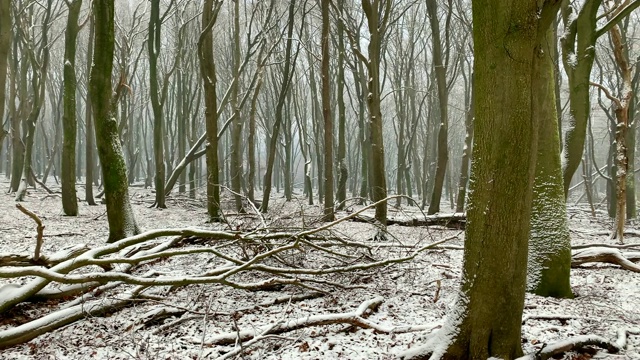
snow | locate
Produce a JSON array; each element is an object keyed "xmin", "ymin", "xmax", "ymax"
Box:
[{"xmin": 0, "ymin": 180, "xmax": 639, "ymax": 359}]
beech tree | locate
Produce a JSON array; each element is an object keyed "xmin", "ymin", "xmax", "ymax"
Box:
[
  {"xmin": 0, "ymin": 0, "xmax": 10, "ymax": 153},
  {"xmin": 89, "ymin": 0, "xmax": 141, "ymax": 243},
  {"xmin": 401, "ymin": 1, "xmax": 561, "ymax": 358},
  {"xmin": 61, "ymin": 0, "xmax": 82, "ymax": 216}
]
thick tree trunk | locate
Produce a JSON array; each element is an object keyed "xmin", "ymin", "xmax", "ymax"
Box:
[
  {"xmin": 402, "ymin": 2, "xmax": 560, "ymax": 359},
  {"xmin": 61, "ymin": 0, "xmax": 82, "ymax": 216},
  {"xmin": 527, "ymin": 28, "xmax": 573, "ymax": 299},
  {"xmin": 89, "ymin": 0, "xmax": 140, "ymax": 243}
]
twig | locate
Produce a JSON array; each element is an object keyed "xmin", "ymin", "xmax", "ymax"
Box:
[{"xmin": 15, "ymin": 204, "xmax": 45, "ymax": 261}]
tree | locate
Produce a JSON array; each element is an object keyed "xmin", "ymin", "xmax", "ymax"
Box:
[
  {"xmin": 527, "ymin": 27, "xmax": 573, "ymax": 298},
  {"xmin": 426, "ymin": 0, "xmax": 449, "ymax": 215},
  {"xmin": 560, "ymin": 0, "xmax": 640, "ymax": 195},
  {"xmin": 321, "ymin": 0, "xmax": 334, "ymax": 221},
  {"xmin": 260, "ymin": 0, "xmax": 298, "ymax": 213},
  {"xmin": 0, "ymin": 0, "xmax": 10, "ymax": 148},
  {"xmin": 61, "ymin": 0, "xmax": 82, "ymax": 216},
  {"xmin": 89, "ymin": 0, "xmax": 141, "ymax": 243},
  {"xmin": 400, "ymin": 1, "xmax": 560, "ymax": 358},
  {"xmin": 361, "ymin": 0, "xmax": 391, "ymax": 225},
  {"xmin": 149, "ymin": 0, "xmax": 169, "ymax": 209},
  {"xmin": 198, "ymin": 0, "xmax": 222, "ymax": 221}
]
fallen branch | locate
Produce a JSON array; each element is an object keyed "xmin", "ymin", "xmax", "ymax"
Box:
[
  {"xmin": 616, "ymin": 327, "xmax": 640, "ymax": 349},
  {"xmin": 15, "ymin": 204, "xmax": 44, "ymax": 261},
  {"xmin": 0, "ymin": 286, "xmax": 146, "ymax": 349},
  {"xmin": 193, "ymin": 297, "xmax": 439, "ymax": 346},
  {"xmin": 516, "ymin": 334, "xmax": 620, "ymax": 360},
  {"xmin": 571, "ymin": 247, "xmax": 640, "ymax": 272},
  {"xmin": 352, "ymin": 213, "xmax": 466, "ymax": 229}
]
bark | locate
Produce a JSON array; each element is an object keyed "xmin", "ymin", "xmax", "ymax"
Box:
[
  {"xmin": 230, "ymin": 0, "xmax": 244, "ymax": 213},
  {"xmin": 335, "ymin": 0, "xmax": 347, "ymax": 210},
  {"xmin": 401, "ymin": 2, "xmax": 560, "ymax": 358},
  {"xmin": 362, "ymin": 0, "xmax": 390, "ymax": 225},
  {"xmin": 0, "ymin": 0, "xmax": 10, "ymax": 140},
  {"xmin": 321, "ymin": 0, "xmax": 334, "ymax": 221},
  {"xmin": 89, "ymin": 0, "xmax": 140, "ymax": 243},
  {"xmin": 199, "ymin": 0, "xmax": 222, "ymax": 221},
  {"xmin": 149, "ymin": 0, "xmax": 166, "ymax": 209},
  {"xmin": 61, "ymin": 0, "xmax": 82, "ymax": 216},
  {"xmin": 455, "ymin": 70, "xmax": 474, "ymax": 213},
  {"xmin": 427, "ymin": 0, "xmax": 449, "ymax": 215},
  {"xmin": 85, "ymin": 14, "xmax": 96, "ymax": 206},
  {"xmin": 527, "ymin": 28, "xmax": 573, "ymax": 299}
]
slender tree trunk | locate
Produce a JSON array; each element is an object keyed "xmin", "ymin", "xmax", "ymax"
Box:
[
  {"xmin": 149, "ymin": 0, "xmax": 166, "ymax": 208},
  {"xmin": 335, "ymin": 0, "xmax": 347, "ymax": 210},
  {"xmin": 85, "ymin": 14, "xmax": 96, "ymax": 205},
  {"xmin": 230, "ymin": 0, "xmax": 244, "ymax": 212},
  {"xmin": 0, "ymin": 0, "xmax": 10, "ymax": 144},
  {"xmin": 455, "ymin": 71, "xmax": 474, "ymax": 213},
  {"xmin": 199, "ymin": 0, "xmax": 222, "ymax": 221},
  {"xmin": 321, "ymin": 0, "xmax": 334, "ymax": 221},
  {"xmin": 427, "ymin": 0, "xmax": 449, "ymax": 215},
  {"xmin": 61, "ymin": 0, "xmax": 82, "ymax": 216},
  {"xmin": 89, "ymin": 0, "xmax": 140, "ymax": 243},
  {"xmin": 260, "ymin": 0, "xmax": 297, "ymax": 213},
  {"xmin": 362, "ymin": 0, "xmax": 389, "ymax": 225}
]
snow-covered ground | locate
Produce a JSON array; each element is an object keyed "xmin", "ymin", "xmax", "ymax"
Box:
[{"xmin": 0, "ymin": 180, "xmax": 638, "ymax": 359}]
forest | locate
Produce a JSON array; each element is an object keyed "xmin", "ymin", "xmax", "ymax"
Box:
[{"xmin": 0, "ymin": 0, "xmax": 640, "ymax": 359}]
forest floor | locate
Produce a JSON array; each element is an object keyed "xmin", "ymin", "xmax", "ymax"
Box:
[{"xmin": 0, "ymin": 179, "xmax": 639, "ymax": 360}]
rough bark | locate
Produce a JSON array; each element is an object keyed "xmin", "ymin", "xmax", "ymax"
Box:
[{"xmin": 89, "ymin": 0, "xmax": 140, "ymax": 243}]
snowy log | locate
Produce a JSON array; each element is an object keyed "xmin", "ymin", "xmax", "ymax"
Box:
[
  {"xmin": 516, "ymin": 334, "xmax": 620, "ymax": 360},
  {"xmin": 571, "ymin": 247, "xmax": 640, "ymax": 272},
  {"xmin": 352, "ymin": 213, "xmax": 466, "ymax": 229}
]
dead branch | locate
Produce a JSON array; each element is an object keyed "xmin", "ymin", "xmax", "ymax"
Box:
[
  {"xmin": 0, "ymin": 286, "xmax": 146, "ymax": 350},
  {"xmin": 516, "ymin": 334, "xmax": 620, "ymax": 360},
  {"xmin": 15, "ymin": 204, "xmax": 45, "ymax": 260},
  {"xmin": 521, "ymin": 314, "xmax": 585, "ymax": 325},
  {"xmin": 192, "ymin": 297, "xmax": 439, "ymax": 346},
  {"xmin": 572, "ymin": 247, "xmax": 640, "ymax": 272},
  {"xmin": 352, "ymin": 213, "xmax": 466, "ymax": 229}
]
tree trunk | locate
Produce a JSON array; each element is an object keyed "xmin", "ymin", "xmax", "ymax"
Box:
[
  {"xmin": 0, "ymin": 0, "xmax": 10, "ymax": 148},
  {"xmin": 427, "ymin": 0, "xmax": 449, "ymax": 215},
  {"xmin": 321, "ymin": 0, "xmax": 334, "ymax": 221},
  {"xmin": 455, "ymin": 69, "xmax": 474, "ymax": 213},
  {"xmin": 335, "ymin": 0, "xmax": 347, "ymax": 210},
  {"xmin": 402, "ymin": 2, "xmax": 560, "ymax": 358},
  {"xmin": 260, "ymin": 0, "xmax": 297, "ymax": 213},
  {"xmin": 199, "ymin": 0, "xmax": 222, "ymax": 221},
  {"xmin": 61, "ymin": 0, "xmax": 82, "ymax": 216},
  {"xmin": 89, "ymin": 0, "xmax": 140, "ymax": 243},
  {"xmin": 149, "ymin": 0, "xmax": 166, "ymax": 209},
  {"xmin": 230, "ymin": 0, "xmax": 244, "ymax": 213},
  {"xmin": 85, "ymin": 14, "xmax": 96, "ymax": 206},
  {"xmin": 527, "ymin": 28, "xmax": 573, "ymax": 299},
  {"xmin": 362, "ymin": 0, "xmax": 389, "ymax": 225}
]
